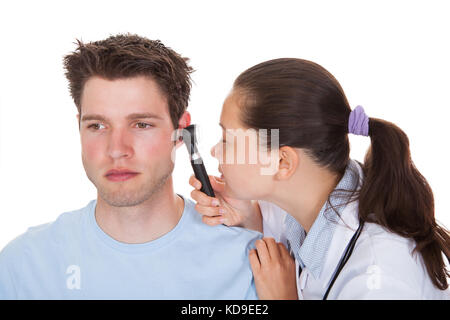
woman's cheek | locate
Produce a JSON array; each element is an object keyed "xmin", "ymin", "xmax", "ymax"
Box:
[{"xmin": 223, "ymin": 168, "xmax": 249, "ymax": 199}]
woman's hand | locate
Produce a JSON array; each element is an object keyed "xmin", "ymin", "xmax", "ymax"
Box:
[
  {"xmin": 249, "ymin": 238, "xmax": 298, "ymax": 300},
  {"xmin": 189, "ymin": 174, "xmax": 262, "ymax": 232}
]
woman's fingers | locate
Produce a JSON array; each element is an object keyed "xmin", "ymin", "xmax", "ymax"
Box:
[
  {"xmin": 278, "ymin": 242, "xmax": 292, "ymax": 260},
  {"xmin": 190, "ymin": 189, "xmax": 221, "ymax": 207},
  {"xmin": 189, "ymin": 174, "xmax": 222, "ymax": 206},
  {"xmin": 189, "ymin": 174, "xmax": 259, "ymax": 228},
  {"xmin": 254, "ymin": 239, "xmax": 271, "ymax": 266},
  {"xmin": 202, "ymin": 215, "xmax": 224, "ymax": 226},
  {"xmin": 249, "ymin": 240, "xmax": 298, "ymax": 300},
  {"xmin": 190, "ymin": 174, "xmax": 225, "ymax": 195},
  {"xmin": 195, "ymin": 203, "xmax": 223, "ymax": 217},
  {"xmin": 277, "ymin": 242, "xmax": 296, "ymax": 275},
  {"xmin": 264, "ymin": 238, "xmax": 281, "ymax": 261},
  {"xmin": 208, "ymin": 175, "xmax": 226, "ymax": 194},
  {"xmin": 252, "ymin": 238, "xmax": 289, "ymax": 267},
  {"xmin": 189, "ymin": 174, "xmax": 202, "ymax": 189},
  {"xmin": 249, "ymin": 249, "xmax": 261, "ymax": 274}
]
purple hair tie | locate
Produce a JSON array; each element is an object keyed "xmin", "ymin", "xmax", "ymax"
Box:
[{"xmin": 348, "ymin": 105, "xmax": 369, "ymax": 136}]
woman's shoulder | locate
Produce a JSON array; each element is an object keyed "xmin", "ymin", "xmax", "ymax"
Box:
[
  {"xmin": 352, "ymin": 222, "xmax": 449, "ymax": 299},
  {"xmin": 358, "ymin": 222, "xmax": 418, "ymax": 270}
]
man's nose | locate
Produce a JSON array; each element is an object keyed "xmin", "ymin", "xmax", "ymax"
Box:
[{"xmin": 107, "ymin": 128, "xmax": 134, "ymax": 159}]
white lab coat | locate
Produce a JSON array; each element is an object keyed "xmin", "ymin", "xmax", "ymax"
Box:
[{"xmin": 258, "ymin": 198, "xmax": 450, "ymax": 300}]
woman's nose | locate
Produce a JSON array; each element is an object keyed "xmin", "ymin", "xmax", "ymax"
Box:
[{"xmin": 211, "ymin": 142, "xmax": 225, "ymax": 165}]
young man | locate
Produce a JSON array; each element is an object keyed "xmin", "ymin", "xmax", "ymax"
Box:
[{"xmin": 0, "ymin": 34, "xmax": 261, "ymax": 299}]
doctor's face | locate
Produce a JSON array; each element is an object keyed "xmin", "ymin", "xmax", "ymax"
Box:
[
  {"xmin": 78, "ymin": 76, "xmax": 177, "ymax": 207},
  {"xmin": 210, "ymin": 90, "xmax": 277, "ymax": 200}
]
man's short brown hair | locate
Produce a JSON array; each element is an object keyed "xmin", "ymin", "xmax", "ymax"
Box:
[{"xmin": 63, "ymin": 33, "xmax": 194, "ymax": 129}]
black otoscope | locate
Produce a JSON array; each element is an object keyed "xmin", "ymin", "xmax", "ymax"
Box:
[{"xmin": 182, "ymin": 124, "xmax": 215, "ymax": 197}]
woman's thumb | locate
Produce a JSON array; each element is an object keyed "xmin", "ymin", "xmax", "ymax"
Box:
[{"xmin": 209, "ymin": 175, "xmax": 225, "ymax": 193}]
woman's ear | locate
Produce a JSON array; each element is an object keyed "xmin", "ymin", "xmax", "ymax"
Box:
[{"xmin": 275, "ymin": 146, "xmax": 299, "ymax": 181}]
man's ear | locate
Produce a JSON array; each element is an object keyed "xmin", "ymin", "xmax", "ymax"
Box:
[
  {"xmin": 274, "ymin": 146, "xmax": 299, "ymax": 181},
  {"xmin": 178, "ymin": 111, "xmax": 191, "ymax": 129},
  {"xmin": 174, "ymin": 111, "xmax": 191, "ymax": 148}
]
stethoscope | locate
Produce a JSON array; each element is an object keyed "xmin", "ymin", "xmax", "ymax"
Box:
[
  {"xmin": 292, "ymin": 218, "xmax": 365, "ymax": 300},
  {"xmin": 322, "ymin": 219, "xmax": 365, "ymax": 299}
]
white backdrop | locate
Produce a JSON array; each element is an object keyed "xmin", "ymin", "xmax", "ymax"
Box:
[{"xmin": 0, "ymin": 0, "xmax": 449, "ymax": 250}]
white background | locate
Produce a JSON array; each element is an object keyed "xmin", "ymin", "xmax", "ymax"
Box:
[{"xmin": 0, "ymin": 0, "xmax": 449, "ymax": 250}]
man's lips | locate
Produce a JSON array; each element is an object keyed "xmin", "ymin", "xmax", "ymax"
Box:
[
  {"xmin": 105, "ymin": 169, "xmax": 140, "ymax": 182},
  {"xmin": 106, "ymin": 169, "xmax": 139, "ymax": 175}
]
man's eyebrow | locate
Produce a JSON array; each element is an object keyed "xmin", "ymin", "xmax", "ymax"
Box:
[{"xmin": 81, "ymin": 113, "xmax": 163, "ymax": 122}]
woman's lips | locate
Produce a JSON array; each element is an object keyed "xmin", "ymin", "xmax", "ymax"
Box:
[{"xmin": 106, "ymin": 173, "xmax": 139, "ymax": 182}]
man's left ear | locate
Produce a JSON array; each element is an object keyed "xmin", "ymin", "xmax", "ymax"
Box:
[
  {"xmin": 178, "ymin": 111, "xmax": 191, "ymax": 129},
  {"xmin": 174, "ymin": 111, "xmax": 191, "ymax": 147}
]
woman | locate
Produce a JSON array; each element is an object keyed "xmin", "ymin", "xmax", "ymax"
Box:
[{"xmin": 189, "ymin": 58, "xmax": 450, "ymax": 299}]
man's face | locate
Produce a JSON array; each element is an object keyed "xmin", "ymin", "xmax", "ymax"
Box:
[{"xmin": 78, "ymin": 76, "xmax": 176, "ymax": 207}]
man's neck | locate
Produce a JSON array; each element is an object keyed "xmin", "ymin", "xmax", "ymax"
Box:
[{"xmin": 94, "ymin": 180, "xmax": 184, "ymax": 244}]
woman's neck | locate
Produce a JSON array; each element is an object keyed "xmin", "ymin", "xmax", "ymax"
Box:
[{"xmin": 267, "ymin": 157, "xmax": 341, "ymax": 233}]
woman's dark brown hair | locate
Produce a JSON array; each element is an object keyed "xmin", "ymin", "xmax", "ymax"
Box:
[
  {"xmin": 63, "ymin": 33, "xmax": 194, "ymax": 129},
  {"xmin": 233, "ymin": 58, "xmax": 450, "ymax": 290}
]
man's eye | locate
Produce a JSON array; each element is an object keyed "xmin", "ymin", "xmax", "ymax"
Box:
[
  {"xmin": 136, "ymin": 122, "xmax": 152, "ymax": 129},
  {"xmin": 88, "ymin": 123, "xmax": 105, "ymax": 130},
  {"xmin": 86, "ymin": 123, "xmax": 152, "ymax": 130}
]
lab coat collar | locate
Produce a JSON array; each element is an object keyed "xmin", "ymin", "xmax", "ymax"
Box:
[{"xmin": 319, "ymin": 162, "xmax": 364, "ymax": 289}]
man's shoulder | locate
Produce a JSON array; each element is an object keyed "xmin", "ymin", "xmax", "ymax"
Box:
[
  {"xmin": 184, "ymin": 196, "xmax": 263, "ymax": 246},
  {"xmin": 0, "ymin": 201, "xmax": 94, "ymax": 260}
]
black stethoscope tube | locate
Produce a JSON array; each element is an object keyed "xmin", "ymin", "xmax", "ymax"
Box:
[{"xmin": 322, "ymin": 219, "xmax": 365, "ymax": 300}]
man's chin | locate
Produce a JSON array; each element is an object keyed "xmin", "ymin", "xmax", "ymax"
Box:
[
  {"xmin": 96, "ymin": 183, "xmax": 151, "ymax": 207},
  {"xmin": 90, "ymin": 168, "xmax": 172, "ymax": 208},
  {"xmin": 96, "ymin": 179, "xmax": 169, "ymax": 208},
  {"xmin": 98, "ymin": 190, "xmax": 147, "ymax": 207}
]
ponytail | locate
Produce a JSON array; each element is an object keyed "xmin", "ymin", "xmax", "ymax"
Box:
[{"xmin": 358, "ymin": 117, "xmax": 450, "ymax": 290}]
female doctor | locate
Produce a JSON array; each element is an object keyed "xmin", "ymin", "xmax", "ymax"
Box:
[{"xmin": 189, "ymin": 58, "xmax": 450, "ymax": 299}]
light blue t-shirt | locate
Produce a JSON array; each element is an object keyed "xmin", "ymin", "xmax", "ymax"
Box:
[{"xmin": 0, "ymin": 195, "xmax": 262, "ymax": 299}]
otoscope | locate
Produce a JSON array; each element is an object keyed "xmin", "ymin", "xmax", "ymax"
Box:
[{"xmin": 182, "ymin": 124, "xmax": 215, "ymax": 197}]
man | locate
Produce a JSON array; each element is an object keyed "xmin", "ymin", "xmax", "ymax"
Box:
[{"xmin": 0, "ymin": 34, "xmax": 260, "ymax": 299}]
